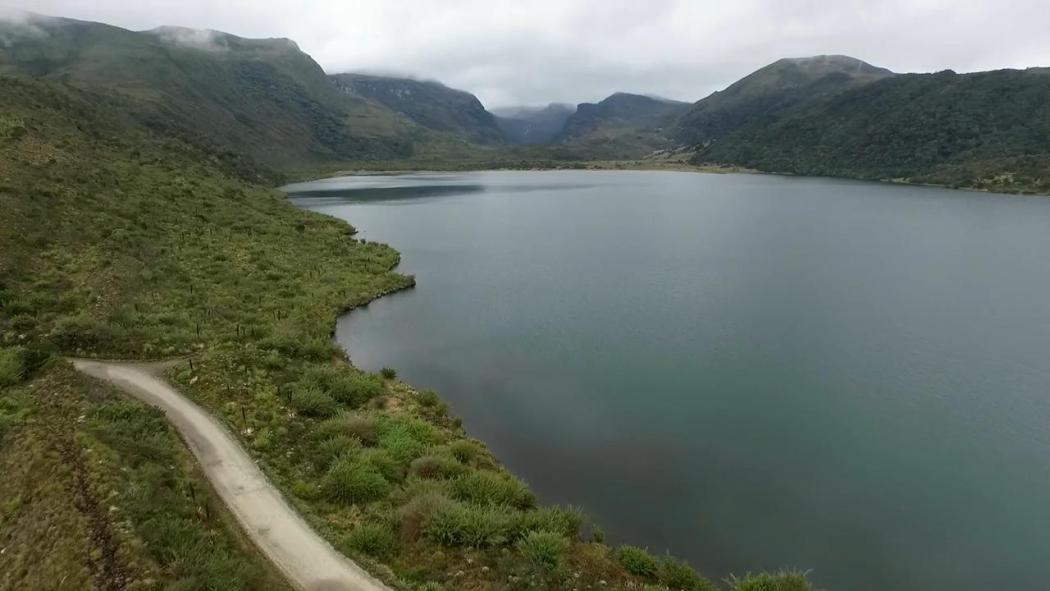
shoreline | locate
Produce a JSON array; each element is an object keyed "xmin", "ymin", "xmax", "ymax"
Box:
[{"xmin": 291, "ymin": 163, "xmax": 1049, "ymax": 198}]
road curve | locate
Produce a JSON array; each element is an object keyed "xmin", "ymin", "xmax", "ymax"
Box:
[{"xmin": 72, "ymin": 359, "xmax": 393, "ymax": 591}]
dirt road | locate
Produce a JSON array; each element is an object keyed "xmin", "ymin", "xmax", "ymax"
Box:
[{"xmin": 72, "ymin": 359, "xmax": 392, "ymax": 591}]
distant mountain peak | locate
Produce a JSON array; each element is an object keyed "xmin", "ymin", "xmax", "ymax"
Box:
[{"xmin": 776, "ymin": 54, "xmax": 893, "ymax": 77}]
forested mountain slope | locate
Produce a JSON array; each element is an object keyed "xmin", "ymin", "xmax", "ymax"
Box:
[{"xmin": 692, "ymin": 68, "xmax": 1050, "ymax": 193}]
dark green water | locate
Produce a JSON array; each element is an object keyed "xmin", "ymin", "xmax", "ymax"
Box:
[{"xmin": 285, "ymin": 171, "xmax": 1050, "ymax": 591}]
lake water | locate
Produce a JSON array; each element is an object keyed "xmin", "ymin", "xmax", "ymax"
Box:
[{"xmin": 285, "ymin": 171, "xmax": 1050, "ymax": 591}]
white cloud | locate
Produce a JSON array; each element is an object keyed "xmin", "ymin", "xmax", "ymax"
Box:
[{"xmin": 3, "ymin": 0, "xmax": 1048, "ymax": 107}]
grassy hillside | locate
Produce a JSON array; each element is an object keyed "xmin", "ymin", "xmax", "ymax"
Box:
[
  {"xmin": 673, "ymin": 55, "xmax": 893, "ymax": 145},
  {"xmin": 0, "ymin": 356, "xmax": 293, "ymax": 591},
  {"xmin": 332, "ymin": 73, "xmax": 505, "ymax": 146},
  {"xmin": 0, "ymin": 14, "xmax": 416, "ymax": 178},
  {"xmin": 692, "ymin": 68, "xmax": 1050, "ymax": 193},
  {"xmin": 0, "ymin": 69, "xmax": 809, "ymax": 591}
]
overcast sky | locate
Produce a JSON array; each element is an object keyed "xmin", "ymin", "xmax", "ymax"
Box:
[{"xmin": 5, "ymin": 0, "xmax": 1049, "ymax": 108}]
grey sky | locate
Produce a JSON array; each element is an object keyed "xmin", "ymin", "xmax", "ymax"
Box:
[{"xmin": 4, "ymin": 0, "xmax": 1049, "ymax": 108}]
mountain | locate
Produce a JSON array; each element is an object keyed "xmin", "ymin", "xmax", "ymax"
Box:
[
  {"xmin": 553, "ymin": 92, "xmax": 689, "ymax": 158},
  {"xmin": 330, "ymin": 73, "xmax": 504, "ymax": 145},
  {"xmin": 0, "ymin": 14, "xmax": 415, "ymax": 176},
  {"xmin": 692, "ymin": 67, "xmax": 1050, "ymax": 193},
  {"xmin": 492, "ymin": 103, "xmax": 576, "ymax": 145},
  {"xmin": 673, "ymin": 55, "xmax": 893, "ymax": 145}
]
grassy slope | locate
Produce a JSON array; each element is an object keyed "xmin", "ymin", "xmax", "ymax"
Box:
[
  {"xmin": 0, "ymin": 358, "xmax": 293, "ymax": 591},
  {"xmin": 0, "ymin": 15, "xmax": 417, "ymax": 178},
  {"xmin": 0, "ymin": 75, "xmax": 811, "ymax": 590},
  {"xmin": 330, "ymin": 73, "xmax": 506, "ymax": 146},
  {"xmin": 672, "ymin": 55, "xmax": 893, "ymax": 146},
  {"xmin": 551, "ymin": 93, "xmax": 689, "ymax": 159}
]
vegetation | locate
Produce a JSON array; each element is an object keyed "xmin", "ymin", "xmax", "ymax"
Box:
[
  {"xmin": 687, "ymin": 66, "xmax": 1050, "ymax": 194},
  {"xmin": 554, "ymin": 92, "xmax": 689, "ymax": 159},
  {"xmin": 0, "ymin": 15, "xmax": 820, "ymax": 591},
  {"xmin": 673, "ymin": 55, "xmax": 892, "ymax": 146},
  {"xmin": 0, "ymin": 357, "xmax": 291, "ymax": 590},
  {"xmin": 331, "ymin": 73, "xmax": 506, "ymax": 145},
  {"xmin": 727, "ymin": 571, "xmax": 813, "ymax": 591}
]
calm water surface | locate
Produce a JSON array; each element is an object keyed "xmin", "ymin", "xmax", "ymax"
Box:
[{"xmin": 285, "ymin": 171, "xmax": 1050, "ymax": 591}]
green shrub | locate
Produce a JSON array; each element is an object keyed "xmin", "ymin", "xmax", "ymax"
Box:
[
  {"xmin": 398, "ymin": 491, "xmax": 452, "ymax": 543},
  {"xmin": 321, "ymin": 456, "xmax": 391, "ymax": 505},
  {"xmin": 514, "ymin": 506, "xmax": 584, "ymax": 539},
  {"xmin": 291, "ymin": 385, "xmax": 337, "ymax": 417},
  {"xmin": 380, "ymin": 367, "xmax": 397, "ymax": 379},
  {"xmin": 452, "ymin": 470, "xmax": 535, "ymax": 509},
  {"xmin": 342, "ymin": 523, "xmax": 398, "ymax": 559},
  {"xmin": 449, "ymin": 439, "xmax": 484, "ymax": 464},
  {"xmin": 359, "ymin": 448, "xmax": 404, "ymax": 482},
  {"xmin": 379, "ymin": 428, "xmax": 427, "ymax": 464},
  {"xmin": 315, "ymin": 435, "xmax": 361, "ymax": 467},
  {"xmin": 409, "ymin": 454, "xmax": 467, "ymax": 479},
  {"xmin": 660, "ymin": 557, "xmax": 717, "ymax": 591},
  {"xmin": 318, "ymin": 412, "xmax": 378, "ymax": 445},
  {"xmin": 302, "ymin": 365, "xmax": 383, "ymax": 407},
  {"xmin": 591, "ymin": 525, "xmax": 605, "ymax": 543},
  {"xmin": 726, "ymin": 571, "xmax": 812, "ymax": 591},
  {"xmin": 618, "ymin": 545, "xmax": 660, "ymax": 578},
  {"xmin": 423, "ymin": 501, "xmax": 513, "ymax": 548},
  {"xmin": 0, "ymin": 347, "xmax": 24, "ymax": 388},
  {"xmin": 417, "ymin": 389, "xmax": 441, "ymax": 407},
  {"xmin": 517, "ymin": 530, "xmax": 569, "ymax": 573}
]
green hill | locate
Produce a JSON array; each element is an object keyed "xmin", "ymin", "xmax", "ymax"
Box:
[
  {"xmin": 673, "ymin": 55, "xmax": 893, "ymax": 145},
  {"xmin": 331, "ymin": 73, "xmax": 505, "ymax": 145},
  {"xmin": 0, "ymin": 14, "xmax": 416, "ymax": 177},
  {"xmin": 553, "ymin": 92, "xmax": 689, "ymax": 158},
  {"xmin": 691, "ymin": 67, "xmax": 1050, "ymax": 193}
]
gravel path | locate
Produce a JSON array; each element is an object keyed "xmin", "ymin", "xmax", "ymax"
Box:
[{"xmin": 73, "ymin": 359, "xmax": 393, "ymax": 591}]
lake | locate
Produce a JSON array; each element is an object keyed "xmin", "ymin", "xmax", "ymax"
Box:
[{"xmin": 285, "ymin": 171, "xmax": 1050, "ymax": 591}]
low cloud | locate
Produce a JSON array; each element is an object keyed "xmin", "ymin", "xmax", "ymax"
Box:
[
  {"xmin": 6, "ymin": 0, "xmax": 1050, "ymax": 108},
  {"xmin": 0, "ymin": 10, "xmax": 49, "ymax": 47},
  {"xmin": 149, "ymin": 26, "xmax": 228, "ymax": 52}
]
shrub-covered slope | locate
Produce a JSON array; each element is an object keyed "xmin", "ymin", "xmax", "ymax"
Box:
[
  {"xmin": 0, "ymin": 14, "xmax": 416, "ymax": 176},
  {"xmin": 556, "ymin": 92, "xmax": 689, "ymax": 158},
  {"xmin": 0, "ymin": 73, "xmax": 811, "ymax": 590},
  {"xmin": 331, "ymin": 73, "xmax": 506, "ymax": 145},
  {"xmin": 692, "ymin": 68, "xmax": 1050, "ymax": 193},
  {"xmin": 673, "ymin": 55, "xmax": 893, "ymax": 146}
]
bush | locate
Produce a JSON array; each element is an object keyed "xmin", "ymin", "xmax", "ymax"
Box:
[
  {"xmin": 332, "ymin": 374, "xmax": 383, "ymax": 406},
  {"xmin": 379, "ymin": 429, "xmax": 427, "ymax": 464},
  {"xmin": 726, "ymin": 571, "xmax": 812, "ymax": 591},
  {"xmin": 321, "ymin": 456, "xmax": 391, "ymax": 505},
  {"xmin": 660, "ymin": 557, "xmax": 717, "ymax": 591},
  {"xmin": 452, "ymin": 470, "xmax": 535, "ymax": 509},
  {"xmin": 342, "ymin": 523, "xmax": 398, "ymax": 559},
  {"xmin": 359, "ymin": 448, "xmax": 404, "ymax": 482},
  {"xmin": 315, "ymin": 435, "xmax": 361, "ymax": 467},
  {"xmin": 517, "ymin": 530, "xmax": 569, "ymax": 573},
  {"xmin": 380, "ymin": 367, "xmax": 397, "ymax": 379},
  {"xmin": 417, "ymin": 389, "xmax": 441, "ymax": 407},
  {"xmin": 0, "ymin": 347, "xmax": 24, "ymax": 388},
  {"xmin": 398, "ymin": 491, "xmax": 451, "ymax": 543},
  {"xmin": 291, "ymin": 385, "xmax": 337, "ymax": 417},
  {"xmin": 409, "ymin": 454, "xmax": 467, "ymax": 480},
  {"xmin": 423, "ymin": 501, "xmax": 513, "ymax": 548},
  {"xmin": 449, "ymin": 439, "xmax": 483, "ymax": 464},
  {"xmin": 300, "ymin": 365, "xmax": 383, "ymax": 407},
  {"xmin": 514, "ymin": 506, "xmax": 584, "ymax": 539},
  {"xmin": 618, "ymin": 545, "xmax": 660, "ymax": 578},
  {"xmin": 318, "ymin": 413, "xmax": 378, "ymax": 445}
]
